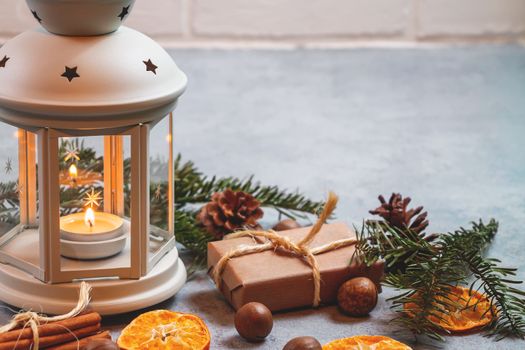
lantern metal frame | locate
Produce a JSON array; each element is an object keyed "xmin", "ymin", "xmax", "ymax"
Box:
[
  {"xmin": 1, "ymin": 112, "xmax": 176, "ymax": 282},
  {"xmin": 0, "ymin": 112, "xmax": 183, "ymax": 314}
]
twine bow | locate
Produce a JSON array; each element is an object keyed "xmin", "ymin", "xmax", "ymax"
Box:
[
  {"xmin": 212, "ymin": 192, "xmax": 357, "ymax": 307},
  {"xmin": 0, "ymin": 282, "xmax": 92, "ymax": 350}
]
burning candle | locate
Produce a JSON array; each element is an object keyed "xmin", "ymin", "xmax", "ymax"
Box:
[
  {"xmin": 60, "ymin": 207, "xmax": 124, "ymax": 242},
  {"xmin": 69, "ymin": 164, "xmax": 78, "ymax": 179},
  {"xmin": 85, "ymin": 207, "xmax": 95, "ymax": 228}
]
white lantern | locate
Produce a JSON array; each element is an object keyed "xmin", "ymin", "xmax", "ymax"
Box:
[{"xmin": 0, "ymin": 0, "xmax": 187, "ymax": 315}]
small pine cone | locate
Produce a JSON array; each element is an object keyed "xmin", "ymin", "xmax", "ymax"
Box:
[
  {"xmin": 197, "ymin": 189, "xmax": 264, "ymax": 239},
  {"xmin": 369, "ymin": 193, "xmax": 429, "ymax": 235}
]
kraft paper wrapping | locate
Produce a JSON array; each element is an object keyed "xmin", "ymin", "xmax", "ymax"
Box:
[{"xmin": 208, "ymin": 222, "xmax": 384, "ymax": 312}]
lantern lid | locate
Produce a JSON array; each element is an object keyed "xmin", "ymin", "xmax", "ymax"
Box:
[
  {"xmin": 0, "ymin": 26, "xmax": 187, "ymax": 129},
  {"xmin": 25, "ymin": 0, "xmax": 137, "ymax": 36}
]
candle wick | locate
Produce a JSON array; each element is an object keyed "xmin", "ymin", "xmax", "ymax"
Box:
[{"xmin": 88, "ymin": 220, "xmax": 93, "ymax": 228}]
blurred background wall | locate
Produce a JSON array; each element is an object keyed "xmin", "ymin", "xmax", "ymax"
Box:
[{"xmin": 1, "ymin": 0, "xmax": 524, "ymax": 47}]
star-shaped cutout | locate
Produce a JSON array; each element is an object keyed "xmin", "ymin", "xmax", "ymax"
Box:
[
  {"xmin": 31, "ymin": 10, "xmax": 42, "ymax": 23},
  {"xmin": 0, "ymin": 56, "xmax": 9, "ymax": 68},
  {"xmin": 83, "ymin": 188, "xmax": 102, "ymax": 208},
  {"xmin": 64, "ymin": 148, "xmax": 80, "ymax": 162},
  {"xmin": 143, "ymin": 59, "xmax": 158, "ymax": 75},
  {"xmin": 118, "ymin": 6, "xmax": 130, "ymax": 21},
  {"xmin": 61, "ymin": 66, "xmax": 80, "ymax": 82},
  {"xmin": 4, "ymin": 158, "xmax": 12, "ymax": 174}
]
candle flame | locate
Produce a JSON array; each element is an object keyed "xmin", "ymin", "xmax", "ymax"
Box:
[
  {"xmin": 69, "ymin": 164, "xmax": 78, "ymax": 179},
  {"xmin": 85, "ymin": 208, "xmax": 95, "ymax": 228}
]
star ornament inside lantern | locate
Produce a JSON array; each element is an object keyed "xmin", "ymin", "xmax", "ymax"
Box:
[
  {"xmin": 4, "ymin": 158, "xmax": 12, "ymax": 174},
  {"xmin": 64, "ymin": 148, "xmax": 80, "ymax": 162},
  {"xmin": 155, "ymin": 184, "xmax": 162, "ymax": 200},
  {"xmin": 83, "ymin": 188, "xmax": 102, "ymax": 208}
]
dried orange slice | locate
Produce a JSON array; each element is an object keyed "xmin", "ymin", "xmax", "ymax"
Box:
[
  {"xmin": 117, "ymin": 310, "xmax": 211, "ymax": 350},
  {"xmin": 403, "ymin": 285, "xmax": 495, "ymax": 333},
  {"xmin": 323, "ymin": 335, "xmax": 412, "ymax": 350}
]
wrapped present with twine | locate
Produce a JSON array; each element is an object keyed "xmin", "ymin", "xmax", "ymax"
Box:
[{"xmin": 208, "ymin": 193, "xmax": 384, "ymax": 312}]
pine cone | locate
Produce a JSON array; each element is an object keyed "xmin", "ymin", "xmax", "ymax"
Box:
[
  {"xmin": 369, "ymin": 193, "xmax": 429, "ymax": 235},
  {"xmin": 369, "ymin": 193, "xmax": 437, "ymax": 274},
  {"xmin": 197, "ymin": 189, "xmax": 264, "ymax": 239}
]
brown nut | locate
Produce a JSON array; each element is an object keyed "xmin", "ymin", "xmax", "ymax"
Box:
[
  {"xmin": 234, "ymin": 302, "xmax": 273, "ymax": 342},
  {"xmin": 337, "ymin": 277, "xmax": 378, "ymax": 316},
  {"xmin": 272, "ymin": 219, "xmax": 301, "ymax": 231},
  {"xmin": 83, "ymin": 339, "xmax": 120, "ymax": 350},
  {"xmin": 283, "ymin": 336, "xmax": 322, "ymax": 350}
]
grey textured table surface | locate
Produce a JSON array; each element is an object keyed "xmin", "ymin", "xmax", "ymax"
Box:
[{"xmin": 2, "ymin": 47, "xmax": 525, "ymax": 349}]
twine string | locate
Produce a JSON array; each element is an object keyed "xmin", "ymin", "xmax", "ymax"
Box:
[
  {"xmin": 212, "ymin": 192, "xmax": 357, "ymax": 307},
  {"xmin": 0, "ymin": 282, "xmax": 92, "ymax": 350}
]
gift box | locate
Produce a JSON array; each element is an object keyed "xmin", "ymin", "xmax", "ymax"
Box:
[{"xmin": 207, "ymin": 222, "xmax": 384, "ymax": 312}]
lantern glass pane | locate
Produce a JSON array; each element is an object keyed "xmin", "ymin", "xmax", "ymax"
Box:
[
  {"xmin": 123, "ymin": 138, "xmax": 132, "ymax": 219},
  {"xmin": 57, "ymin": 134, "xmax": 132, "ymax": 276},
  {"xmin": 148, "ymin": 115, "xmax": 173, "ymax": 267},
  {"xmin": 0, "ymin": 125, "xmax": 21, "ymax": 236},
  {"xmin": 59, "ymin": 137, "xmax": 105, "ymax": 215},
  {"xmin": 0, "ymin": 125, "xmax": 41, "ymax": 279}
]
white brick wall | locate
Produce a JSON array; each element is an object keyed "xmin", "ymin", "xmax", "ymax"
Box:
[
  {"xmin": 418, "ymin": 0, "xmax": 525, "ymax": 38},
  {"xmin": 192, "ymin": 0, "xmax": 410, "ymax": 38},
  {"xmin": 1, "ymin": 0, "xmax": 524, "ymax": 47},
  {"xmin": 126, "ymin": 0, "xmax": 184, "ymax": 37}
]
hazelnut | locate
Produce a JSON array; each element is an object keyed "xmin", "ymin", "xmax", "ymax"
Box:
[
  {"xmin": 283, "ymin": 336, "xmax": 322, "ymax": 350},
  {"xmin": 83, "ymin": 339, "xmax": 119, "ymax": 350},
  {"xmin": 234, "ymin": 302, "xmax": 273, "ymax": 342},
  {"xmin": 272, "ymin": 219, "xmax": 301, "ymax": 231},
  {"xmin": 337, "ymin": 277, "xmax": 378, "ymax": 316}
]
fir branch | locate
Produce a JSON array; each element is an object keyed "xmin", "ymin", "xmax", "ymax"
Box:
[
  {"xmin": 441, "ymin": 224, "xmax": 525, "ymax": 340},
  {"xmin": 0, "ymin": 181, "xmax": 20, "ymax": 208},
  {"xmin": 352, "ymin": 220, "xmax": 437, "ymax": 271},
  {"xmin": 0, "ymin": 182, "xmax": 20, "ymax": 225},
  {"xmin": 174, "ymin": 155, "xmax": 325, "ymax": 219},
  {"xmin": 174, "ymin": 209, "xmax": 213, "ymax": 270},
  {"xmin": 353, "ymin": 219, "xmax": 525, "ymax": 341},
  {"xmin": 462, "ymin": 254, "xmax": 525, "ymax": 340}
]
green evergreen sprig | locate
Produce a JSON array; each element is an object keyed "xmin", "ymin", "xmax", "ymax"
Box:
[
  {"xmin": 0, "ymin": 181, "xmax": 19, "ymax": 225},
  {"xmin": 174, "ymin": 154, "xmax": 326, "ymax": 270},
  {"xmin": 353, "ymin": 219, "xmax": 525, "ymax": 341},
  {"xmin": 175, "ymin": 155, "xmax": 324, "ymax": 219}
]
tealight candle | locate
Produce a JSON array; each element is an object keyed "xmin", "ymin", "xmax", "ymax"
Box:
[{"xmin": 60, "ymin": 208, "xmax": 124, "ymax": 242}]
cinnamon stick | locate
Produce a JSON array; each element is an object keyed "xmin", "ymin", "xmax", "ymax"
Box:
[
  {"xmin": 47, "ymin": 331, "xmax": 112, "ymax": 350},
  {"xmin": 0, "ymin": 312, "xmax": 101, "ymax": 343},
  {"xmin": 0, "ymin": 324, "xmax": 101, "ymax": 350}
]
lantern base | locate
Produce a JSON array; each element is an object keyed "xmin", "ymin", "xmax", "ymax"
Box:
[{"xmin": 0, "ymin": 248, "xmax": 186, "ymax": 315}]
